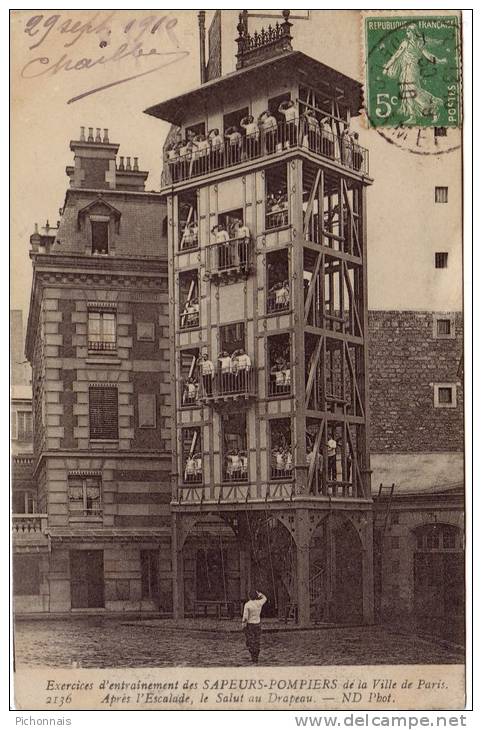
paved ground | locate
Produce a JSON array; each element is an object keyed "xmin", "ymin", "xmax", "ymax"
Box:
[{"xmin": 14, "ymin": 619, "xmax": 464, "ymax": 668}]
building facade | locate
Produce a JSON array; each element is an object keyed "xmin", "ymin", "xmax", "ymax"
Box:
[{"xmin": 19, "ymin": 130, "xmax": 171, "ymax": 615}]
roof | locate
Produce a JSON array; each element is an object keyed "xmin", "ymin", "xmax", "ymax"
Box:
[{"xmin": 144, "ymin": 51, "xmax": 363, "ymax": 126}]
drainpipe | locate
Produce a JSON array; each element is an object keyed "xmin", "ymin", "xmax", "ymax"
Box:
[{"xmin": 198, "ymin": 10, "xmax": 206, "ymax": 84}]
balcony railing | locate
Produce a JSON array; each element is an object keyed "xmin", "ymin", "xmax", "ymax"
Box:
[
  {"xmin": 163, "ymin": 119, "xmax": 369, "ymax": 186},
  {"xmin": 199, "ymin": 365, "xmax": 256, "ymax": 404},
  {"xmin": 268, "ymin": 369, "xmax": 291, "ymax": 397},
  {"xmin": 271, "ymin": 448, "xmax": 294, "ymax": 480},
  {"xmin": 205, "ymin": 237, "xmax": 252, "ymax": 282},
  {"xmin": 12, "ymin": 514, "xmax": 48, "ymax": 534},
  {"xmin": 180, "ymin": 306, "xmax": 200, "ymax": 330},
  {"xmin": 267, "ymin": 288, "xmax": 290, "ymax": 314}
]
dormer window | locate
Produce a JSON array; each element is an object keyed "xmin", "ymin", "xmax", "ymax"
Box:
[
  {"xmin": 77, "ymin": 196, "xmax": 121, "ymax": 256},
  {"xmin": 91, "ymin": 218, "xmax": 109, "ymax": 255}
]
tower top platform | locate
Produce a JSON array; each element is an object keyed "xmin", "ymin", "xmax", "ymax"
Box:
[{"xmin": 144, "ymin": 50, "xmax": 363, "ymax": 127}]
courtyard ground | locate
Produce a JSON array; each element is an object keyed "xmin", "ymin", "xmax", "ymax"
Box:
[{"xmin": 13, "ymin": 618, "xmax": 464, "ymax": 668}]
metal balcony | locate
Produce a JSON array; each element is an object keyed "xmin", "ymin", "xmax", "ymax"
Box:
[
  {"xmin": 162, "ymin": 119, "xmax": 369, "ymax": 186},
  {"xmin": 204, "ymin": 236, "xmax": 253, "ymax": 283}
]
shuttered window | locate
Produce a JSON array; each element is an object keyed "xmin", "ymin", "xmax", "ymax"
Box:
[
  {"xmin": 89, "ymin": 386, "xmax": 118, "ymax": 439},
  {"xmin": 434, "ymin": 186, "xmax": 448, "ymax": 203},
  {"xmin": 138, "ymin": 394, "xmax": 156, "ymax": 428}
]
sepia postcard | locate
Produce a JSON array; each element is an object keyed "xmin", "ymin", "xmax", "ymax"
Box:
[{"xmin": 10, "ymin": 8, "xmax": 467, "ymax": 712}]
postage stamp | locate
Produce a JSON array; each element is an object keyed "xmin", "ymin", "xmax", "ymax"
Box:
[{"xmin": 364, "ymin": 15, "xmax": 461, "ymax": 128}]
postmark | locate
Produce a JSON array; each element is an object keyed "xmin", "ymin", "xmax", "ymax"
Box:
[{"xmin": 364, "ymin": 15, "xmax": 461, "ymax": 130}]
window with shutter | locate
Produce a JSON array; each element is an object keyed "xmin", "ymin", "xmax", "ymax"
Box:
[
  {"xmin": 88, "ymin": 310, "xmax": 116, "ymax": 352},
  {"xmin": 89, "ymin": 386, "xmax": 118, "ymax": 439},
  {"xmin": 138, "ymin": 394, "xmax": 156, "ymax": 428}
]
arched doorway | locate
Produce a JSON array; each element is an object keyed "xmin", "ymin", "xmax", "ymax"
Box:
[
  {"xmin": 413, "ymin": 523, "xmax": 464, "ymax": 620},
  {"xmin": 333, "ymin": 518, "xmax": 363, "ymax": 623},
  {"xmin": 309, "ymin": 516, "xmax": 364, "ymax": 624},
  {"xmin": 244, "ymin": 514, "xmax": 296, "ymax": 618},
  {"xmin": 182, "ymin": 515, "xmax": 239, "ymax": 616}
]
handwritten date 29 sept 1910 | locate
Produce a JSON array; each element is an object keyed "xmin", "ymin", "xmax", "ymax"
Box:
[{"xmin": 19, "ymin": 12, "xmax": 189, "ymax": 103}]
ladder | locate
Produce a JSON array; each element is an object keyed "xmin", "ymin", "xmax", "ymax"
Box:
[{"xmin": 377, "ymin": 483, "xmax": 395, "ymax": 539}]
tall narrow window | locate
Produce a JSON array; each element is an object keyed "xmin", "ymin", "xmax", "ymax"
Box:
[
  {"xmin": 89, "ymin": 385, "xmax": 118, "ymax": 439},
  {"xmin": 16, "ymin": 411, "xmax": 33, "ymax": 441},
  {"xmin": 180, "ymin": 348, "xmax": 200, "ymax": 407},
  {"xmin": 178, "ymin": 190, "xmax": 198, "ymax": 251},
  {"xmin": 182, "ymin": 427, "xmax": 202, "ymax": 484},
  {"xmin": 179, "ymin": 270, "xmax": 199, "ymax": 329},
  {"xmin": 435, "ymin": 252, "xmax": 448, "ymax": 269},
  {"xmin": 266, "ymin": 249, "xmax": 290, "ymax": 313},
  {"xmin": 222, "ymin": 413, "xmax": 248, "ymax": 482},
  {"xmin": 91, "ymin": 220, "xmax": 109, "ymax": 254},
  {"xmin": 88, "ymin": 310, "xmax": 116, "ymax": 352},
  {"xmin": 68, "ymin": 474, "xmax": 102, "ymax": 517},
  {"xmin": 270, "ymin": 418, "xmax": 293, "ymax": 480},
  {"xmin": 435, "ymin": 187, "xmax": 448, "ymax": 203},
  {"xmin": 265, "ymin": 163, "xmax": 288, "ymax": 230}
]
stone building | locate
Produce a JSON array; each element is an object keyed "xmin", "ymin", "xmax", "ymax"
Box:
[{"xmin": 20, "ymin": 129, "xmax": 171, "ymax": 614}]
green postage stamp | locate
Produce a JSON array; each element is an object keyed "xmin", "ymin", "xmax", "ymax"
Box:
[{"xmin": 365, "ymin": 15, "xmax": 461, "ymax": 128}]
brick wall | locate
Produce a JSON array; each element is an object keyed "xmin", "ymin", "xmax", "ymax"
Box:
[{"xmin": 368, "ymin": 311, "xmax": 463, "ymax": 453}]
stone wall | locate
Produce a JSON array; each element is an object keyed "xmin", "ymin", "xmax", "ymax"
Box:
[{"xmin": 368, "ymin": 311, "xmax": 463, "ymax": 453}]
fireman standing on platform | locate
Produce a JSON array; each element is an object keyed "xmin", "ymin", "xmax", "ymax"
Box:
[{"xmin": 242, "ymin": 590, "xmax": 267, "ymax": 664}]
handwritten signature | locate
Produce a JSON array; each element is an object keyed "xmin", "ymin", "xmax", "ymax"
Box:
[{"xmin": 20, "ymin": 12, "xmax": 188, "ymax": 103}]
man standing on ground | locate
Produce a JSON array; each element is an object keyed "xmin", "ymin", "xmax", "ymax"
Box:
[{"xmin": 242, "ymin": 590, "xmax": 267, "ymax": 664}]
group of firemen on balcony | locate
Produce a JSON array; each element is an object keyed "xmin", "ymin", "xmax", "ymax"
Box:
[
  {"xmin": 166, "ymin": 101, "xmax": 363, "ymax": 181},
  {"xmin": 270, "ymin": 430, "xmax": 352, "ymax": 488},
  {"xmin": 182, "ymin": 350, "xmax": 252, "ymax": 404}
]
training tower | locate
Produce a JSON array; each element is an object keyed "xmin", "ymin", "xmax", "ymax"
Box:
[{"xmin": 146, "ymin": 10, "xmax": 374, "ymax": 625}]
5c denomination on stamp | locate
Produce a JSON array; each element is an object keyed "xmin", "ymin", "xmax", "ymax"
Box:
[{"xmin": 365, "ymin": 16, "xmax": 461, "ymax": 129}]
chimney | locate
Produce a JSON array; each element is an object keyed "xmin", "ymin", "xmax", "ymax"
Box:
[
  {"xmin": 88, "ymin": 127, "xmax": 94, "ymax": 142},
  {"xmin": 126, "ymin": 156, "xmax": 131, "ymax": 171},
  {"xmin": 103, "ymin": 128, "xmax": 109, "ymax": 143},
  {"xmin": 95, "ymin": 127, "xmax": 102, "ymax": 142},
  {"xmin": 133, "ymin": 157, "xmax": 139, "ymax": 171},
  {"xmin": 80, "ymin": 126, "xmax": 86, "ymax": 142},
  {"xmin": 198, "ymin": 11, "xmax": 206, "ymax": 84},
  {"xmin": 119, "ymin": 156, "xmax": 125, "ymax": 170}
]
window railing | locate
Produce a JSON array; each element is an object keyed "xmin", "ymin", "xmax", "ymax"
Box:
[
  {"xmin": 271, "ymin": 460, "xmax": 294, "ymax": 480},
  {"xmin": 88, "ymin": 340, "xmax": 117, "ymax": 352},
  {"xmin": 183, "ymin": 468, "xmax": 203, "ymax": 484},
  {"xmin": 179, "ymin": 234, "xmax": 199, "ymax": 251},
  {"xmin": 266, "ymin": 289, "xmax": 290, "ymax": 314},
  {"xmin": 268, "ymin": 369, "xmax": 291, "ymax": 397},
  {"xmin": 162, "ymin": 119, "xmax": 369, "ymax": 185},
  {"xmin": 265, "ymin": 207, "xmax": 289, "ymax": 230},
  {"xmin": 205, "ymin": 237, "xmax": 252, "ymax": 277},
  {"xmin": 199, "ymin": 364, "xmax": 256, "ymax": 401},
  {"xmin": 223, "ymin": 457, "xmax": 248, "ymax": 483},
  {"xmin": 180, "ymin": 307, "xmax": 199, "ymax": 330}
]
